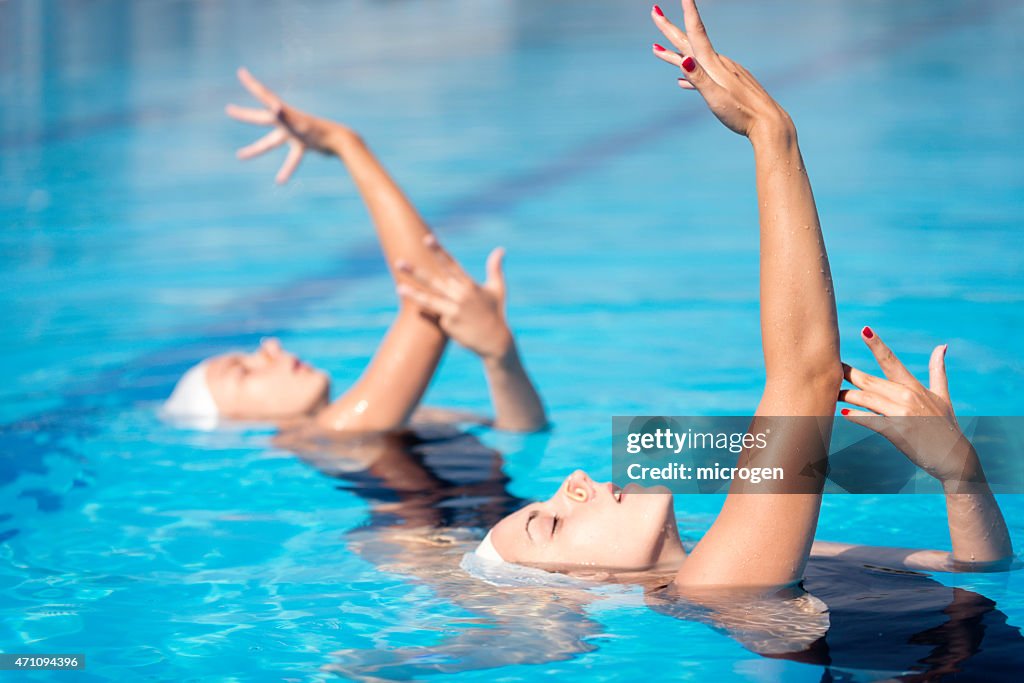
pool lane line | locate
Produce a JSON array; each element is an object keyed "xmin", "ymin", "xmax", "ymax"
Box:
[
  {"xmin": 1, "ymin": 0, "xmax": 1013, "ymax": 150},
  {"xmin": 0, "ymin": 31, "xmax": 528, "ymax": 150},
  {"xmin": 0, "ymin": 0, "xmax": 1015, "ymax": 438}
]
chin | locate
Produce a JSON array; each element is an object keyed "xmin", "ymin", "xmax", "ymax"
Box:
[
  {"xmin": 311, "ymin": 376, "xmax": 330, "ymax": 410},
  {"xmin": 630, "ymin": 495, "xmax": 682, "ymax": 567},
  {"xmin": 627, "ymin": 486, "xmax": 674, "ymax": 515}
]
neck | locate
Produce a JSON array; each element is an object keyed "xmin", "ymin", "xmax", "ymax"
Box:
[{"xmin": 656, "ymin": 523, "xmax": 688, "ymax": 572}]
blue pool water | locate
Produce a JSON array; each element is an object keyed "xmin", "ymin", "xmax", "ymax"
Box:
[{"xmin": 2, "ymin": 0, "xmax": 1023, "ymax": 679}]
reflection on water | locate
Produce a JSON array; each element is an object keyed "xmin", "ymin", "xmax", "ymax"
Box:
[
  {"xmin": 650, "ymin": 556, "xmax": 1024, "ymax": 682},
  {"xmin": 282, "ymin": 421, "xmax": 604, "ymax": 679},
  {"xmin": 290, "ymin": 420, "xmax": 1024, "ymax": 680}
]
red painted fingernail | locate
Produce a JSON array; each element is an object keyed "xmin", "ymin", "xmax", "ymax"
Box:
[
  {"xmin": 682, "ymin": 56, "xmax": 696, "ymax": 72},
  {"xmin": 653, "ymin": 43, "xmax": 666, "ymax": 52},
  {"xmin": 653, "ymin": 5, "xmax": 664, "ymax": 17},
  {"xmin": 861, "ymin": 326, "xmax": 874, "ymax": 339},
  {"xmin": 841, "ymin": 409, "xmax": 850, "ymax": 416}
]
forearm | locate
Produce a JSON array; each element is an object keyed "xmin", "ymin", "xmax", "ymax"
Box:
[
  {"xmin": 942, "ymin": 445, "xmax": 1013, "ymax": 564},
  {"xmin": 944, "ymin": 489, "xmax": 1013, "ymax": 565},
  {"xmin": 752, "ymin": 123, "xmax": 841, "ymax": 396},
  {"xmin": 329, "ymin": 130, "xmax": 443, "ymax": 280},
  {"xmin": 482, "ymin": 341, "xmax": 547, "ymax": 433}
]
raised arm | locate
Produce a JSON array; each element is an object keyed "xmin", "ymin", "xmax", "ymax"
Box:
[
  {"xmin": 228, "ymin": 69, "xmax": 452, "ymax": 432},
  {"xmin": 840, "ymin": 329, "xmax": 1013, "ymax": 568},
  {"xmin": 651, "ymin": 1, "xmax": 841, "ymax": 588},
  {"xmin": 397, "ymin": 237, "xmax": 548, "ymax": 432}
]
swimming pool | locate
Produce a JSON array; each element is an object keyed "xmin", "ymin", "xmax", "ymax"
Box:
[{"xmin": 2, "ymin": 0, "xmax": 1023, "ymax": 679}]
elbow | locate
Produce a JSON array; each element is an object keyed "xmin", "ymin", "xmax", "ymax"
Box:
[
  {"xmin": 796, "ymin": 325, "xmax": 842, "ymax": 382},
  {"xmin": 810, "ymin": 358, "xmax": 844, "ymax": 397},
  {"xmin": 801, "ymin": 358, "xmax": 844, "ymax": 405},
  {"xmin": 763, "ymin": 323, "xmax": 842, "ymax": 401},
  {"xmin": 765, "ymin": 356, "xmax": 843, "ymax": 408},
  {"xmin": 789, "ymin": 329, "xmax": 843, "ymax": 398}
]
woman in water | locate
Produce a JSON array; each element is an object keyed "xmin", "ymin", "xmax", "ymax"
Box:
[
  {"xmin": 475, "ymin": 0, "xmax": 1014, "ymax": 595},
  {"xmin": 479, "ymin": 0, "xmax": 844, "ymax": 584},
  {"xmin": 432, "ymin": 2, "xmax": 1018, "ymax": 676},
  {"xmin": 162, "ymin": 68, "xmax": 547, "ymax": 438}
]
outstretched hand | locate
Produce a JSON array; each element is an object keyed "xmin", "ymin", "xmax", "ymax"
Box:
[
  {"xmin": 650, "ymin": 1, "xmax": 792, "ymax": 140},
  {"xmin": 226, "ymin": 68, "xmax": 349, "ymax": 184},
  {"xmin": 396, "ymin": 236, "xmax": 513, "ymax": 360},
  {"xmin": 840, "ymin": 327, "xmax": 975, "ymax": 484}
]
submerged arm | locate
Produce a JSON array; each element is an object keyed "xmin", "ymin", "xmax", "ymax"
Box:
[
  {"xmin": 811, "ymin": 534, "xmax": 1011, "ymax": 573},
  {"xmin": 652, "ymin": 1, "xmax": 840, "ymax": 589}
]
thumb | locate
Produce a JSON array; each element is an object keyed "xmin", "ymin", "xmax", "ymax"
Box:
[
  {"xmin": 275, "ymin": 104, "xmax": 308, "ymax": 138},
  {"xmin": 485, "ymin": 247, "xmax": 506, "ymax": 297},
  {"xmin": 929, "ymin": 344, "xmax": 950, "ymax": 401}
]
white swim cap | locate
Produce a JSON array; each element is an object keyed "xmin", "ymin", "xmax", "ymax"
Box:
[
  {"xmin": 161, "ymin": 362, "xmax": 219, "ymax": 430},
  {"xmin": 473, "ymin": 530, "xmax": 506, "ymax": 564},
  {"xmin": 460, "ymin": 530, "xmax": 598, "ymax": 589}
]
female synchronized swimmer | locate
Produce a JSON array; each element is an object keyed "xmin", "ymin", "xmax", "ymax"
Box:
[
  {"xmin": 162, "ymin": 69, "xmax": 547, "ymax": 439},
  {"xmin": 479, "ymin": 0, "xmax": 842, "ymax": 582},
  {"xmin": 438, "ymin": 3, "xmax": 1018, "ymax": 675},
  {"xmin": 475, "ymin": 1, "xmax": 1014, "ymax": 589}
]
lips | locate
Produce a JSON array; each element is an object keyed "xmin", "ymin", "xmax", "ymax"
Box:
[
  {"xmin": 606, "ymin": 482, "xmax": 623, "ymax": 503},
  {"xmin": 620, "ymin": 483, "xmax": 645, "ymax": 501}
]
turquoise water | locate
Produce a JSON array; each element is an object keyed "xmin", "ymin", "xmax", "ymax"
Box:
[{"xmin": 2, "ymin": 0, "xmax": 1023, "ymax": 680}]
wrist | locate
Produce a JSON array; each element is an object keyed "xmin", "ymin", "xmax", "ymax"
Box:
[
  {"xmin": 748, "ymin": 114, "xmax": 797, "ymax": 150},
  {"xmin": 325, "ymin": 125, "xmax": 361, "ymax": 156},
  {"xmin": 481, "ymin": 329, "xmax": 517, "ymax": 369},
  {"xmin": 940, "ymin": 440, "xmax": 987, "ymax": 492}
]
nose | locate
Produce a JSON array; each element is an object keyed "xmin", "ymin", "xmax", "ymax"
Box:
[
  {"xmin": 563, "ymin": 470, "xmax": 594, "ymax": 503},
  {"xmin": 260, "ymin": 337, "xmax": 283, "ymax": 358}
]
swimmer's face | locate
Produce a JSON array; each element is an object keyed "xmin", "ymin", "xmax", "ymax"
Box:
[
  {"xmin": 205, "ymin": 338, "xmax": 330, "ymax": 420},
  {"xmin": 489, "ymin": 470, "xmax": 685, "ymax": 573}
]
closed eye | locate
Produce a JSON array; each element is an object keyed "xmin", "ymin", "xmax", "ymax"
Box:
[
  {"xmin": 551, "ymin": 515, "xmax": 560, "ymax": 537},
  {"xmin": 231, "ymin": 358, "xmax": 249, "ymax": 380}
]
